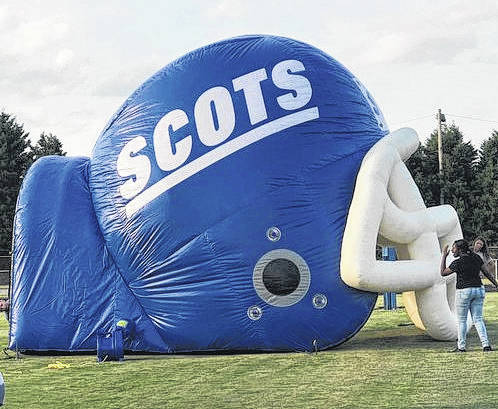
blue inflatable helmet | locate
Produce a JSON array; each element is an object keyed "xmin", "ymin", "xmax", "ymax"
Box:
[
  {"xmin": 11, "ymin": 35, "xmax": 388, "ymax": 352},
  {"xmin": 90, "ymin": 34, "xmax": 388, "ymax": 351}
]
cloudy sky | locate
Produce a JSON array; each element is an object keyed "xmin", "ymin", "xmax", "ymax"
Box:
[{"xmin": 1, "ymin": 0, "xmax": 497, "ymax": 156}]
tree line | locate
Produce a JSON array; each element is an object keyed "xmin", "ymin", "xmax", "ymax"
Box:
[
  {"xmin": 0, "ymin": 110, "xmax": 497, "ymax": 252},
  {"xmin": 0, "ymin": 112, "xmax": 65, "ymax": 250},
  {"xmin": 406, "ymin": 123, "xmax": 498, "ymax": 246}
]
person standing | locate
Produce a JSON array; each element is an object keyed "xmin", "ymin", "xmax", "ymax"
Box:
[
  {"xmin": 441, "ymin": 239, "xmax": 498, "ymax": 352},
  {"xmin": 473, "ymin": 236, "xmax": 494, "ymax": 277},
  {"xmin": 0, "ymin": 298, "xmax": 9, "ymax": 321}
]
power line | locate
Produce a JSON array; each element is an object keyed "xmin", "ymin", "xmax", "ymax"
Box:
[
  {"xmin": 391, "ymin": 113, "xmax": 498, "ymax": 127},
  {"xmin": 390, "ymin": 114, "xmax": 433, "ymax": 126},
  {"xmin": 445, "ymin": 114, "xmax": 498, "ymax": 124}
]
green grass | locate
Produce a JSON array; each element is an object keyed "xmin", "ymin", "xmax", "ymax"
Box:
[{"xmin": 1, "ymin": 294, "xmax": 498, "ymax": 408}]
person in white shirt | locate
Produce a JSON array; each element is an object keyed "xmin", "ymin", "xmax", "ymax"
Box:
[
  {"xmin": 473, "ymin": 236, "xmax": 493, "ymax": 275},
  {"xmin": 0, "ymin": 298, "xmax": 9, "ymax": 320}
]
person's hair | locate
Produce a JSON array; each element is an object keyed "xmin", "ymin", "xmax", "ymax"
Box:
[
  {"xmin": 453, "ymin": 239, "xmax": 471, "ymax": 255},
  {"xmin": 0, "ymin": 298, "xmax": 9, "ymax": 312},
  {"xmin": 473, "ymin": 236, "xmax": 489, "ymax": 259}
]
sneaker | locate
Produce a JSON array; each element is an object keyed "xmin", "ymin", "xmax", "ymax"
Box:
[
  {"xmin": 449, "ymin": 347, "xmax": 466, "ymax": 353},
  {"xmin": 483, "ymin": 346, "xmax": 492, "ymax": 352}
]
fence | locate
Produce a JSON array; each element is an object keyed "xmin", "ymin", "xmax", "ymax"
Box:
[{"xmin": 0, "ymin": 254, "xmax": 10, "ymax": 287}]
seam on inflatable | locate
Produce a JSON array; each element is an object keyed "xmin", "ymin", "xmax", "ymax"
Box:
[
  {"xmin": 106, "ymin": 248, "xmax": 172, "ymax": 351},
  {"xmin": 7, "ymin": 205, "xmax": 21, "ymax": 347},
  {"xmin": 7, "ymin": 182, "xmax": 34, "ymax": 349},
  {"xmin": 303, "ymin": 156, "xmax": 378, "ymax": 348},
  {"xmin": 87, "ymin": 162, "xmax": 171, "ymax": 351},
  {"xmin": 89, "ymin": 158, "xmax": 128, "ymax": 228},
  {"xmin": 109, "ymin": 245, "xmax": 172, "ymax": 349}
]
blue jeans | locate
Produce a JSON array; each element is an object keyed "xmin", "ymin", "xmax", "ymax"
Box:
[{"xmin": 456, "ymin": 286, "xmax": 490, "ymax": 350}]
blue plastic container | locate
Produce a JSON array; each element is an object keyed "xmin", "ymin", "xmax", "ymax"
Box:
[
  {"xmin": 96, "ymin": 328, "xmax": 124, "ymax": 362},
  {"xmin": 382, "ymin": 247, "xmax": 398, "ymax": 310}
]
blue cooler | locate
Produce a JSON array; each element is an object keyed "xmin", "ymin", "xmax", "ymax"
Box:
[{"xmin": 96, "ymin": 328, "xmax": 124, "ymax": 362}]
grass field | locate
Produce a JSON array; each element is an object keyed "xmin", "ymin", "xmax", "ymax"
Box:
[{"xmin": 1, "ymin": 294, "xmax": 498, "ymax": 409}]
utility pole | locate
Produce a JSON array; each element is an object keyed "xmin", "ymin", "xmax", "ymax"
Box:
[{"xmin": 437, "ymin": 109, "xmax": 445, "ymax": 205}]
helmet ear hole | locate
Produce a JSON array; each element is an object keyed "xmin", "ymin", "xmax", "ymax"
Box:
[
  {"xmin": 253, "ymin": 249, "xmax": 310, "ymax": 307},
  {"xmin": 262, "ymin": 258, "xmax": 300, "ymax": 296}
]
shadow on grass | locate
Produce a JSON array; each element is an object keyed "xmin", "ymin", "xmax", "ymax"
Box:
[
  {"xmin": 339, "ymin": 320, "xmax": 498, "ymax": 352},
  {"xmin": 339, "ymin": 333, "xmax": 449, "ymax": 352},
  {"xmin": 122, "ymin": 332, "xmax": 453, "ymax": 360}
]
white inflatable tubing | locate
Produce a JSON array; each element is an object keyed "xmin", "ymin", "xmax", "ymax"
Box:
[{"xmin": 341, "ymin": 127, "xmax": 464, "ymax": 340}]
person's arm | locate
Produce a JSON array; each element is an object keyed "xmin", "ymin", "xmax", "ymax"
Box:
[
  {"xmin": 485, "ymin": 259, "xmax": 494, "ymax": 275},
  {"xmin": 481, "ymin": 264, "xmax": 498, "ymax": 287},
  {"xmin": 440, "ymin": 244, "xmax": 453, "ymax": 276}
]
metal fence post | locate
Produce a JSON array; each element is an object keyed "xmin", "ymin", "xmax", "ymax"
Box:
[{"xmin": 494, "ymin": 259, "xmax": 497, "ymax": 283}]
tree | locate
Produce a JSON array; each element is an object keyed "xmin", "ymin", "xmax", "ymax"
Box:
[
  {"xmin": 0, "ymin": 112, "xmax": 32, "ymax": 250},
  {"xmin": 405, "ymin": 142, "xmax": 439, "ymax": 208},
  {"xmin": 31, "ymin": 132, "xmax": 66, "ymax": 161},
  {"xmin": 406, "ymin": 123, "xmax": 478, "ymax": 239},
  {"xmin": 0, "ymin": 114, "xmax": 66, "ymax": 252},
  {"xmin": 472, "ymin": 131, "xmax": 498, "ymax": 245}
]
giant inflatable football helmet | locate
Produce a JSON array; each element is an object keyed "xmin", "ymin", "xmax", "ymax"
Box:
[{"xmin": 9, "ymin": 35, "xmax": 462, "ymax": 353}]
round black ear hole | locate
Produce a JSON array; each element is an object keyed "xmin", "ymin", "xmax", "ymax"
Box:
[{"xmin": 262, "ymin": 258, "xmax": 300, "ymax": 296}]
